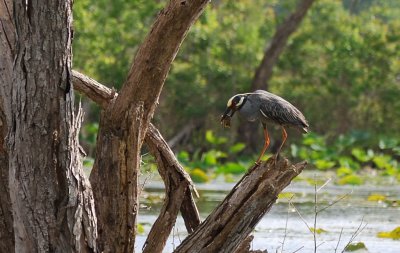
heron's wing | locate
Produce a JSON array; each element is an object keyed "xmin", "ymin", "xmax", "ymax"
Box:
[{"xmin": 258, "ymin": 95, "xmax": 308, "ymax": 128}]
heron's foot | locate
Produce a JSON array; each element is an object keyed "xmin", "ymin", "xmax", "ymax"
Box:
[{"xmin": 254, "ymin": 160, "xmax": 261, "ymax": 166}]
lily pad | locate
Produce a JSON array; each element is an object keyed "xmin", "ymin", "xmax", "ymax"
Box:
[
  {"xmin": 377, "ymin": 227, "xmax": 400, "ymax": 240},
  {"xmin": 367, "ymin": 194, "xmax": 386, "ymax": 202},
  {"xmin": 344, "ymin": 242, "xmax": 367, "ymax": 251}
]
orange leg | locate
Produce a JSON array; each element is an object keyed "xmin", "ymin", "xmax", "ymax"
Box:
[
  {"xmin": 274, "ymin": 126, "xmax": 288, "ymax": 161},
  {"xmin": 256, "ymin": 124, "xmax": 270, "ymax": 165}
]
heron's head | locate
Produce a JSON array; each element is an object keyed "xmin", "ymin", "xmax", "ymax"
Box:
[{"xmin": 220, "ymin": 94, "xmax": 247, "ymax": 126}]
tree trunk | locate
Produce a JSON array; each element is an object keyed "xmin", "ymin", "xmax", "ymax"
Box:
[
  {"xmin": 72, "ymin": 70, "xmax": 201, "ymax": 253},
  {"xmin": 0, "ymin": 1, "xmax": 97, "ymax": 252},
  {"xmin": 174, "ymin": 158, "xmax": 306, "ymax": 253},
  {"xmin": 89, "ymin": 1, "xmax": 209, "ymax": 252},
  {"xmin": 0, "ymin": 0, "xmax": 15, "ymax": 251},
  {"xmin": 239, "ymin": 0, "xmax": 315, "ymax": 153}
]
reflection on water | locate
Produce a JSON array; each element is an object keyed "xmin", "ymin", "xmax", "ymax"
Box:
[{"xmin": 137, "ymin": 172, "xmax": 400, "ymax": 253}]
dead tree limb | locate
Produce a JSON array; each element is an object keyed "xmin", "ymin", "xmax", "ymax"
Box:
[
  {"xmin": 72, "ymin": 71, "xmax": 200, "ymax": 252},
  {"xmin": 143, "ymin": 124, "xmax": 200, "ymax": 253},
  {"xmin": 174, "ymin": 158, "xmax": 307, "ymax": 253}
]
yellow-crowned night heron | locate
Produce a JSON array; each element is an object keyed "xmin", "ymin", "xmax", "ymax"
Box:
[{"xmin": 221, "ymin": 90, "xmax": 309, "ymax": 164}]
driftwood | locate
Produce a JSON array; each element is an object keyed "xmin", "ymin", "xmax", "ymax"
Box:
[
  {"xmin": 72, "ymin": 70, "xmax": 200, "ymax": 252},
  {"xmin": 174, "ymin": 158, "xmax": 306, "ymax": 253}
]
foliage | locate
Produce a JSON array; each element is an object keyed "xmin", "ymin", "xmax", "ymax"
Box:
[
  {"xmin": 178, "ymin": 130, "xmax": 251, "ymax": 182},
  {"xmin": 290, "ymin": 132, "xmax": 400, "ymax": 184},
  {"xmin": 377, "ymin": 227, "xmax": 400, "ymax": 240}
]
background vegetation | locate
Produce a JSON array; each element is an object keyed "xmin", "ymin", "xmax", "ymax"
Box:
[{"xmin": 74, "ymin": 0, "xmax": 400, "ymax": 184}]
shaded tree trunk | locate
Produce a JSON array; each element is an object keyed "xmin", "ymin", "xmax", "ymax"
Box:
[
  {"xmin": 239, "ymin": 0, "xmax": 315, "ymax": 153},
  {"xmin": 0, "ymin": 0, "xmax": 15, "ymax": 251},
  {"xmin": 0, "ymin": 0, "xmax": 97, "ymax": 251}
]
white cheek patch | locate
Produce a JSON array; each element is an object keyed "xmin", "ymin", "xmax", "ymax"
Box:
[
  {"xmin": 227, "ymin": 96, "xmax": 235, "ymax": 107},
  {"xmin": 237, "ymin": 96, "xmax": 245, "ymax": 107}
]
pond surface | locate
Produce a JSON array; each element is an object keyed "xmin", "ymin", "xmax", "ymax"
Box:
[{"xmin": 136, "ymin": 171, "xmax": 400, "ymax": 253}]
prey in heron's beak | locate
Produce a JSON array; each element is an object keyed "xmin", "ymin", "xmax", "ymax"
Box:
[{"xmin": 220, "ymin": 107, "xmax": 235, "ymax": 128}]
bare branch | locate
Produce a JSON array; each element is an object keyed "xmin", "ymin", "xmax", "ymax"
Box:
[
  {"xmin": 341, "ymin": 218, "xmax": 367, "ymax": 253},
  {"xmin": 72, "ymin": 70, "xmax": 116, "ymax": 108},
  {"xmin": 335, "ymin": 227, "xmax": 344, "ymax": 253}
]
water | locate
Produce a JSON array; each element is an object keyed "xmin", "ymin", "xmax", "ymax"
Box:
[{"xmin": 137, "ymin": 172, "xmax": 400, "ymax": 252}]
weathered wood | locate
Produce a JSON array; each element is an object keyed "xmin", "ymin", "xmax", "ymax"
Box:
[
  {"xmin": 233, "ymin": 235, "xmax": 267, "ymax": 253},
  {"xmin": 72, "ymin": 70, "xmax": 200, "ymax": 252},
  {"xmin": 72, "ymin": 70, "xmax": 117, "ymax": 108},
  {"xmin": 143, "ymin": 124, "xmax": 200, "ymax": 253},
  {"xmin": 0, "ymin": 0, "xmax": 15, "ymax": 251},
  {"xmin": 89, "ymin": 0, "xmax": 209, "ymax": 249},
  {"xmin": 1, "ymin": 1, "xmax": 97, "ymax": 251},
  {"xmin": 175, "ymin": 158, "xmax": 306, "ymax": 253}
]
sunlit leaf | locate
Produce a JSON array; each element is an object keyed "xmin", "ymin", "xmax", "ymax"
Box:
[
  {"xmin": 229, "ymin": 143, "xmax": 246, "ymax": 153},
  {"xmin": 377, "ymin": 227, "xmax": 400, "ymax": 240},
  {"xmin": 278, "ymin": 192, "xmax": 295, "ymax": 199},
  {"xmin": 137, "ymin": 223, "xmax": 145, "ymax": 235},
  {"xmin": 310, "ymin": 227, "xmax": 327, "ymax": 234},
  {"xmin": 337, "ymin": 175, "xmax": 363, "ymax": 185},
  {"xmin": 314, "ymin": 159, "xmax": 336, "ymax": 170},
  {"xmin": 190, "ymin": 168, "xmax": 209, "ymax": 183},
  {"xmin": 367, "ymin": 194, "xmax": 386, "ymax": 202}
]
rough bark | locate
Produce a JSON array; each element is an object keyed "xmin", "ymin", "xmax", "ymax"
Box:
[
  {"xmin": 72, "ymin": 70, "xmax": 201, "ymax": 252},
  {"xmin": 88, "ymin": 1, "xmax": 209, "ymax": 252},
  {"xmin": 174, "ymin": 158, "xmax": 307, "ymax": 253},
  {"xmin": 0, "ymin": 1, "xmax": 97, "ymax": 252},
  {"xmin": 0, "ymin": 0, "xmax": 16, "ymax": 251},
  {"xmin": 239, "ymin": 0, "xmax": 315, "ymax": 153}
]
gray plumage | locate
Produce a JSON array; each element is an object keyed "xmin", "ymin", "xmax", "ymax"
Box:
[
  {"xmin": 240, "ymin": 90, "xmax": 309, "ymax": 133},
  {"xmin": 221, "ymin": 89, "xmax": 309, "ymax": 164}
]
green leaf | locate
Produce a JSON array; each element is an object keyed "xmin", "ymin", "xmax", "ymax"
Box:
[
  {"xmin": 190, "ymin": 168, "xmax": 209, "ymax": 183},
  {"xmin": 337, "ymin": 174, "xmax": 363, "ymax": 185},
  {"xmin": 314, "ymin": 159, "xmax": 336, "ymax": 170},
  {"xmin": 217, "ymin": 162, "xmax": 246, "ymax": 175},
  {"xmin": 178, "ymin": 151, "xmax": 190, "ymax": 163},
  {"xmin": 344, "ymin": 242, "xmax": 367, "ymax": 251},
  {"xmin": 229, "ymin": 143, "xmax": 246, "ymax": 153},
  {"xmin": 351, "ymin": 148, "xmax": 371, "ymax": 162},
  {"xmin": 310, "ymin": 227, "xmax": 327, "ymax": 234},
  {"xmin": 205, "ymin": 130, "xmax": 216, "ymax": 144},
  {"xmin": 137, "ymin": 223, "xmax": 145, "ymax": 235},
  {"xmin": 367, "ymin": 194, "xmax": 386, "ymax": 202},
  {"xmin": 377, "ymin": 227, "xmax": 400, "ymax": 240},
  {"xmin": 373, "ymin": 154, "xmax": 393, "ymax": 170},
  {"xmin": 336, "ymin": 166, "xmax": 353, "ymax": 177}
]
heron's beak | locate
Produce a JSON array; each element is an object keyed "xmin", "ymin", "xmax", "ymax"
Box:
[{"xmin": 220, "ymin": 107, "xmax": 235, "ymax": 127}]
